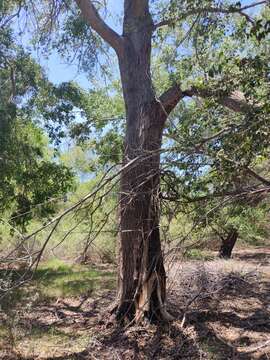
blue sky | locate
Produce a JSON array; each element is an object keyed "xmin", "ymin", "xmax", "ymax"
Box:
[
  {"xmin": 31, "ymin": 0, "xmax": 123, "ymax": 89},
  {"xmin": 16, "ymin": 0, "xmax": 262, "ymax": 89}
]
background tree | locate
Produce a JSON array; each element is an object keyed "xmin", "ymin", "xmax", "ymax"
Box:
[{"xmin": 0, "ymin": 26, "xmax": 76, "ymax": 253}]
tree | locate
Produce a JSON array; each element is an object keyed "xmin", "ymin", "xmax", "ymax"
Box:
[
  {"xmin": 157, "ymin": 20, "xmax": 270, "ymax": 260},
  {"xmin": 7, "ymin": 0, "xmax": 270, "ymax": 322},
  {"xmin": 73, "ymin": 0, "xmax": 270, "ymax": 323},
  {"xmin": 0, "ymin": 26, "xmax": 75, "ymax": 238}
]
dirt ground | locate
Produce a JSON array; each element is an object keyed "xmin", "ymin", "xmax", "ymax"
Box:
[{"xmin": 0, "ymin": 247, "xmax": 269, "ymax": 359}]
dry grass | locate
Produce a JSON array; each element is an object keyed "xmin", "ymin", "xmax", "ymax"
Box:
[
  {"xmin": 0, "ymin": 248, "xmax": 269, "ymax": 359},
  {"xmin": 167, "ymin": 247, "xmax": 270, "ymax": 359}
]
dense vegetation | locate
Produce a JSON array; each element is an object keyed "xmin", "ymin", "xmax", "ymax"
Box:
[{"xmin": 0, "ymin": 2, "xmax": 269, "ymax": 355}]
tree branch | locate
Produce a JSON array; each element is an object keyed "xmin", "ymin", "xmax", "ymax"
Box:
[
  {"xmin": 159, "ymin": 84, "xmax": 184, "ymax": 115},
  {"xmin": 245, "ymin": 166, "xmax": 270, "ymax": 186},
  {"xmin": 154, "ymin": 1, "xmax": 267, "ymax": 29},
  {"xmin": 184, "ymin": 87, "xmax": 252, "ymax": 113},
  {"xmin": 0, "ymin": 1, "xmax": 23, "ymax": 29},
  {"xmin": 162, "ymin": 185, "xmax": 270, "ymax": 203},
  {"xmin": 75, "ymin": 0, "xmax": 124, "ymax": 56},
  {"xmin": 160, "ymin": 83, "xmax": 253, "ymax": 116}
]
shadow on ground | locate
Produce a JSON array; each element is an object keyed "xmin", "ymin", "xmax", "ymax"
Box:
[
  {"xmin": 234, "ymin": 250, "xmax": 270, "ymax": 267},
  {"xmin": 1, "ymin": 251, "xmax": 269, "ymax": 359}
]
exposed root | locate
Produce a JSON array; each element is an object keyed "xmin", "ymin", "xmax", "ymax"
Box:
[
  {"xmin": 135, "ymin": 273, "xmax": 155, "ymax": 322},
  {"xmin": 135, "ymin": 273, "xmax": 174, "ymax": 323},
  {"xmin": 156, "ymin": 273, "xmax": 174, "ymax": 322}
]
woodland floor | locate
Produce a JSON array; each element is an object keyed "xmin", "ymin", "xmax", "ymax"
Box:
[{"xmin": 0, "ymin": 247, "xmax": 269, "ymax": 360}]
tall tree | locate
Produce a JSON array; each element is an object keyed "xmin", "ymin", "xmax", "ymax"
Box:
[
  {"xmin": 72, "ymin": 0, "xmax": 269, "ymax": 322},
  {"xmin": 8, "ymin": 0, "xmax": 269, "ymax": 322}
]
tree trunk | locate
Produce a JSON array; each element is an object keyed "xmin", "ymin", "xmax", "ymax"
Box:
[
  {"xmin": 115, "ymin": 2, "xmax": 172, "ymax": 322},
  {"xmin": 219, "ymin": 228, "xmax": 238, "ymax": 259}
]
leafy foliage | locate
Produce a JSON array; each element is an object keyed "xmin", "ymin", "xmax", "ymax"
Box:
[
  {"xmin": 0, "ymin": 27, "xmax": 75, "ymax": 233},
  {"xmin": 1, "ymin": 0, "xmax": 270, "ymax": 251}
]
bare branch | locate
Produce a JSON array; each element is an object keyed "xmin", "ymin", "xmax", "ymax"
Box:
[
  {"xmin": 245, "ymin": 167, "xmax": 270, "ymax": 186},
  {"xmin": 154, "ymin": 1, "xmax": 267, "ymax": 29},
  {"xmin": 74, "ymin": 0, "xmax": 124, "ymax": 56},
  {"xmin": 0, "ymin": 1, "xmax": 23, "ymax": 29}
]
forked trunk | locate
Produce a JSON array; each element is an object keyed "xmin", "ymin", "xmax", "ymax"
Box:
[{"xmin": 219, "ymin": 228, "xmax": 238, "ymax": 259}]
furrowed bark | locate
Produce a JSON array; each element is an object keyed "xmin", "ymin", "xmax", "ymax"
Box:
[{"xmin": 115, "ymin": 0, "xmax": 173, "ymax": 322}]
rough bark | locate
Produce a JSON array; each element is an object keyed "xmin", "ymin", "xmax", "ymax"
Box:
[
  {"xmin": 219, "ymin": 228, "xmax": 238, "ymax": 259},
  {"xmin": 74, "ymin": 0, "xmax": 170, "ymax": 322},
  {"xmin": 115, "ymin": 1, "xmax": 172, "ymax": 322}
]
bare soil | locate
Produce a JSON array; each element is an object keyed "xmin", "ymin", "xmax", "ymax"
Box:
[{"xmin": 0, "ymin": 247, "xmax": 269, "ymax": 359}]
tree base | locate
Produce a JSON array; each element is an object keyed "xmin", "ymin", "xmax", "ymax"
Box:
[
  {"xmin": 114, "ymin": 273, "xmax": 174, "ymax": 325},
  {"xmin": 218, "ymin": 229, "xmax": 238, "ymax": 260}
]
